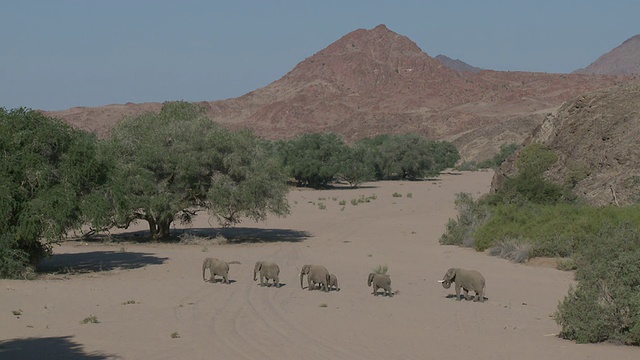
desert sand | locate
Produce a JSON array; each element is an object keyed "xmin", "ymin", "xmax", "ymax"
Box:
[{"xmin": 1, "ymin": 171, "xmax": 638, "ymax": 359}]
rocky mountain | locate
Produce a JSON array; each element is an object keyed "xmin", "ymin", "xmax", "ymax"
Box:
[
  {"xmin": 491, "ymin": 81, "xmax": 640, "ymax": 206},
  {"xmin": 573, "ymin": 34, "xmax": 640, "ymax": 75},
  {"xmin": 435, "ymin": 54, "xmax": 482, "ymax": 73},
  {"xmin": 45, "ymin": 25, "xmax": 631, "ymax": 162}
]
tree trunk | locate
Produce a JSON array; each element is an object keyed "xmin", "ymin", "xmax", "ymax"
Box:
[{"xmin": 146, "ymin": 217, "xmax": 173, "ymax": 240}]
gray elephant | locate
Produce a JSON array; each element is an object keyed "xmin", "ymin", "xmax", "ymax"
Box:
[
  {"xmin": 253, "ymin": 261, "xmax": 280, "ymax": 287},
  {"xmin": 300, "ymin": 264, "xmax": 330, "ymax": 292},
  {"xmin": 202, "ymin": 257, "xmax": 230, "ymax": 284},
  {"xmin": 368, "ymin": 273, "xmax": 393, "ymax": 296},
  {"xmin": 327, "ymin": 273, "xmax": 340, "ymax": 291},
  {"xmin": 439, "ymin": 268, "xmax": 485, "ymax": 302}
]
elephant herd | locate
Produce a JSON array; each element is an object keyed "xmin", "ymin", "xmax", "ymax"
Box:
[{"xmin": 203, "ymin": 257, "xmax": 487, "ymax": 301}]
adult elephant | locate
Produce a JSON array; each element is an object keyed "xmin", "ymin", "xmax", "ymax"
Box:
[
  {"xmin": 253, "ymin": 261, "xmax": 281, "ymax": 287},
  {"xmin": 300, "ymin": 264, "xmax": 330, "ymax": 292},
  {"xmin": 439, "ymin": 268, "xmax": 486, "ymax": 302}
]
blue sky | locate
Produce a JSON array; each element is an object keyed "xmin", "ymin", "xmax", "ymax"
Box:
[{"xmin": 2, "ymin": 1, "xmax": 639, "ymax": 111}]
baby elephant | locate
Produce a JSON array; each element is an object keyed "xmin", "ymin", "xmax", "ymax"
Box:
[
  {"xmin": 202, "ymin": 257, "xmax": 230, "ymax": 284},
  {"xmin": 368, "ymin": 273, "xmax": 393, "ymax": 297},
  {"xmin": 327, "ymin": 273, "xmax": 340, "ymax": 291},
  {"xmin": 439, "ymin": 268, "xmax": 486, "ymax": 302},
  {"xmin": 253, "ymin": 261, "xmax": 280, "ymax": 287}
]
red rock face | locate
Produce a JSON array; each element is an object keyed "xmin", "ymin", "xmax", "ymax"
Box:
[{"xmin": 44, "ymin": 25, "xmax": 632, "ymax": 151}]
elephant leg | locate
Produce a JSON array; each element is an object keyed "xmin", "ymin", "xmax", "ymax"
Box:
[
  {"xmin": 463, "ymin": 288, "xmax": 470, "ymax": 300},
  {"xmin": 308, "ymin": 278, "xmax": 313, "ymax": 291},
  {"xmin": 455, "ymin": 284, "xmax": 462, "ymax": 301},
  {"xmin": 373, "ymin": 285, "xmax": 379, "ymax": 296},
  {"xmin": 223, "ymin": 274, "xmax": 229, "ymax": 284},
  {"xmin": 275, "ymin": 277, "xmax": 280, "ymax": 288},
  {"xmin": 260, "ymin": 274, "xmax": 265, "ymax": 287}
]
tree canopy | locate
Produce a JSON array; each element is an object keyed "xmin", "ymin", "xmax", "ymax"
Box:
[
  {"xmin": 0, "ymin": 107, "xmax": 111, "ymax": 276},
  {"xmin": 100, "ymin": 101, "xmax": 290, "ymax": 240}
]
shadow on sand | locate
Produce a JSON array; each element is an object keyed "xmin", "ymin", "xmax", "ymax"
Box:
[
  {"xmin": 84, "ymin": 227, "xmax": 311, "ymax": 245},
  {"xmin": 37, "ymin": 250, "xmax": 168, "ymax": 274},
  {"xmin": 445, "ymin": 294, "xmax": 489, "ymax": 302},
  {"xmin": 0, "ymin": 336, "xmax": 118, "ymax": 360}
]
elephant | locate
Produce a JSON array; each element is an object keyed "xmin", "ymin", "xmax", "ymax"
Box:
[
  {"xmin": 202, "ymin": 257, "xmax": 230, "ymax": 284},
  {"xmin": 327, "ymin": 273, "xmax": 340, "ymax": 291},
  {"xmin": 439, "ymin": 268, "xmax": 486, "ymax": 302},
  {"xmin": 300, "ymin": 264, "xmax": 330, "ymax": 292},
  {"xmin": 253, "ymin": 261, "xmax": 280, "ymax": 287},
  {"xmin": 368, "ymin": 273, "xmax": 393, "ymax": 296}
]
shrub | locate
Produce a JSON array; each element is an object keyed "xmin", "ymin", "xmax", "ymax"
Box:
[
  {"xmin": 487, "ymin": 238, "xmax": 533, "ymax": 263},
  {"xmin": 439, "ymin": 193, "xmax": 492, "ymax": 247},
  {"xmin": 554, "ymin": 225, "xmax": 640, "ymax": 345}
]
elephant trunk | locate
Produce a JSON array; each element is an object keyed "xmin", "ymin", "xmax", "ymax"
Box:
[
  {"xmin": 300, "ymin": 272, "xmax": 304, "ymax": 289},
  {"xmin": 253, "ymin": 270, "xmax": 257, "ymax": 281}
]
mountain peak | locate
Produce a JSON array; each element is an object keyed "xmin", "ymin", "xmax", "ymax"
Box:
[{"xmin": 573, "ymin": 34, "xmax": 640, "ymax": 75}]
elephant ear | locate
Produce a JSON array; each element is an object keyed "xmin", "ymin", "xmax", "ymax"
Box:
[{"xmin": 444, "ymin": 268, "xmax": 456, "ymax": 281}]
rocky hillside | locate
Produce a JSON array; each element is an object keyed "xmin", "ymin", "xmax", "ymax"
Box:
[
  {"xmin": 492, "ymin": 81, "xmax": 640, "ymax": 206},
  {"xmin": 45, "ymin": 25, "xmax": 631, "ymax": 162},
  {"xmin": 574, "ymin": 34, "xmax": 640, "ymax": 75},
  {"xmin": 435, "ymin": 55, "xmax": 482, "ymax": 73}
]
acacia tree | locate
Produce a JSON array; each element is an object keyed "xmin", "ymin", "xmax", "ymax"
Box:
[
  {"xmin": 0, "ymin": 108, "xmax": 111, "ymax": 276},
  {"xmin": 356, "ymin": 134, "xmax": 460, "ymax": 180},
  {"xmin": 280, "ymin": 133, "xmax": 347, "ymax": 188},
  {"xmin": 101, "ymin": 101, "xmax": 289, "ymax": 240}
]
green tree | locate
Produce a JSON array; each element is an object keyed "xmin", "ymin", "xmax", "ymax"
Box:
[
  {"xmin": 280, "ymin": 133, "xmax": 347, "ymax": 188},
  {"xmin": 0, "ymin": 107, "xmax": 111, "ymax": 276},
  {"xmin": 356, "ymin": 134, "xmax": 459, "ymax": 180},
  {"xmin": 101, "ymin": 101, "xmax": 289, "ymax": 240},
  {"xmin": 337, "ymin": 145, "xmax": 375, "ymax": 188},
  {"xmin": 487, "ymin": 143, "xmax": 570, "ymax": 205}
]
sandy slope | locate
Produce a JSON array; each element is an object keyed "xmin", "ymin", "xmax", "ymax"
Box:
[{"xmin": 1, "ymin": 171, "xmax": 638, "ymax": 359}]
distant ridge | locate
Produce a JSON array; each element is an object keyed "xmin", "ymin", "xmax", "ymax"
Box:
[
  {"xmin": 573, "ymin": 34, "xmax": 640, "ymax": 75},
  {"xmin": 435, "ymin": 54, "xmax": 482, "ymax": 73},
  {"xmin": 45, "ymin": 25, "xmax": 631, "ymax": 162}
]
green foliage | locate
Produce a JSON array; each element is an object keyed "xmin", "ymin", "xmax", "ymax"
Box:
[
  {"xmin": 337, "ymin": 145, "xmax": 375, "ymax": 188},
  {"xmin": 0, "ymin": 234, "xmax": 31, "ymax": 279},
  {"xmin": 355, "ymin": 134, "xmax": 459, "ymax": 180},
  {"xmin": 102, "ymin": 101, "xmax": 289, "ymax": 240},
  {"xmin": 486, "ymin": 144, "xmax": 573, "ymax": 205},
  {"xmin": 280, "ymin": 133, "xmax": 347, "ymax": 188},
  {"xmin": 516, "ymin": 143, "xmax": 557, "ymax": 174},
  {"xmin": 0, "ymin": 107, "xmax": 111, "ymax": 273},
  {"xmin": 564, "ymin": 162, "xmax": 591, "ymax": 187},
  {"xmin": 80, "ymin": 315, "xmax": 99, "ymax": 324},
  {"xmin": 439, "ymin": 193, "xmax": 492, "ymax": 247},
  {"xmin": 474, "ymin": 203, "xmax": 640, "ymax": 255},
  {"xmin": 554, "ymin": 225, "xmax": 640, "ymax": 345}
]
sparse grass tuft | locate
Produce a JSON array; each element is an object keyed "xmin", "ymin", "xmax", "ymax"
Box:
[
  {"xmin": 406, "ymin": 192, "xmax": 412, "ymax": 198},
  {"xmin": 392, "ymin": 192, "xmax": 402, "ymax": 198},
  {"xmin": 80, "ymin": 315, "xmax": 99, "ymax": 324},
  {"xmin": 319, "ymin": 303, "xmax": 328, "ymax": 308},
  {"xmin": 171, "ymin": 332, "xmax": 180, "ymax": 338},
  {"xmin": 12, "ymin": 309, "xmax": 22, "ymax": 316},
  {"xmin": 556, "ymin": 258, "xmax": 577, "ymax": 271},
  {"xmin": 318, "ymin": 202, "xmax": 326, "ymax": 210},
  {"xmin": 487, "ymin": 239, "xmax": 532, "ymax": 263},
  {"xmin": 339, "ymin": 200, "xmax": 346, "ymax": 206},
  {"xmin": 373, "ymin": 264, "xmax": 388, "ymax": 274},
  {"xmin": 121, "ymin": 300, "xmax": 137, "ymax": 305}
]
